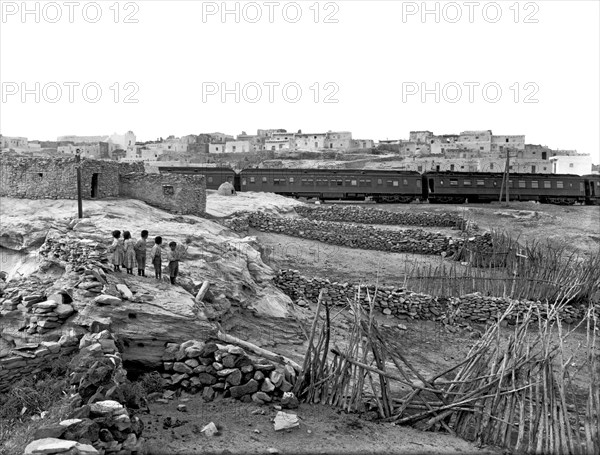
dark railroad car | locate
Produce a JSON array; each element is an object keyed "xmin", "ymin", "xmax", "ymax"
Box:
[
  {"xmin": 239, "ymin": 168, "xmax": 422, "ymax": 202},
  {"xmin": 424, "ymin": 172, "xmax": 585, "ymax": 204},
  {"xmin": 157, "ymin": 166, "xmax": 237, "ymax": 190},
  {"xmin": 583, "ymin": 174, "xmax": 600, "ymax": 205}
]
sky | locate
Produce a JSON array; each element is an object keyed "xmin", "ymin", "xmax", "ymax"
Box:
[{"xmin": 0, "ymin": 0, "xmax": 598, "ymax": 163}]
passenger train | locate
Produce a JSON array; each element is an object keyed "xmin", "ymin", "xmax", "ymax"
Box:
[{"xmin": 157, "ymin": 166, "xmax": 600, "ymax": 206}]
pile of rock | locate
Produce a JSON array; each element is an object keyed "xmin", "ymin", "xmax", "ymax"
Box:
[
  {"xmin": 0, "ymin": 276, "xmax": 53, "ymax": 316},
  {"xmin": 245, "ymin": 212, "xmax": 476, "ymax": 257},
  {"xmin": 274, "ymin": 269, "xmax": 589, "ymax": 324},
  {"xmin": 295, "ymin": 205, "xmax": 469, "ymax": 229},
  {"xmin": 24, "ymin": 330, "xmax": 144, "ymax": 455},
  {"xmin": 39, "ymin": 236, "xmax": 112, "ymax": 273},
  {"xmin": 160, "ymin": 340, "xmax": 298, "ymax": 407}
]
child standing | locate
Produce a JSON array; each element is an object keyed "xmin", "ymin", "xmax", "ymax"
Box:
[
  {"xmin": 135, "ymin": 230, "xmax": 149, "ymax": 276},
  {"xmin": 150, "ymin": 236, "xmax": 163, "ymax": 281},
  {"xmin": 122, "ymin": 231, "xmax": 137, "ymax": 275},
  {"xmin": 108, "ymin": 230, "xmax": 124, "ymax": 272},
  {"xmin": 166, "ymin": 241, "xmax": 189, "ymax": 285}
]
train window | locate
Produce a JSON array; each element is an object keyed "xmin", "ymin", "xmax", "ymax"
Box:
[
  {"xmin": 377, "ymin": 179, "xmax": 383, "ymax": 185},
  {"xmin": 289, "ymin": 177, "xmax": 294, "ymax": 183},
  {"xmin": 508, "ymin": 180, "xmax": 513, "ymax": 187},
  {"xmin": 544, "ymin": 181, "xmax": 551, "ymax": 189},
  {"xmin": 250, "ymin": 177, "xmax": 256, "ymax": 183},
  {"xmin": 557, "ymin": 181, "xmax": 564, "ymax": 189},
  {"xmin": 450, "ymin": 179, "xmax": 458, "ymax": 186},
  {"xmin": 440, "ymin": 180, "xmax": 444, "ymax": 185},
  {"xmin": 365, "ymin": 179, "xmax": 372, "ymax": 185},
  {"xmin": 316, "ymin": 179, "xmax": 328, "ymax": 186},
  {"xmin": 403, "ymin": 179, "xmax": 408, "ymax": 186},
  {"xmin": 386, "ymin": 180, "xmax": 393, "ymax": 187},
  {"xmin": 493, "ymin": 181, "xmax": 497, "ymax": 186},
  {"xmin": 416, "ymin": 179, "xmax": 421, "ymax": 187},
  {"xmin": 242, "ymin": 179, "xmax": 247, "ymax": 186},
  {"xmin": 531, "ymin": 181, "xmax": 539, "ymax": 188},
  {"xmin": 393, "ymin": 180, "xmax": 399, "ymax": 187},
  {"xmin": 580, "ymin": 182, "xmax": 584, "ymax": 191},
  {"xmin": 208, "ymin": 176, "xmax": 213, "ymax": 183},
  {"xmin": 262, "ymin": 177, "xmax": 268, "ymax": 183},
  {"xmin": 569, "ymin": 183, "xmax": 573, "ymax": 188},
  {"xmin": 274, "ymin": 178, "xmax": 283, "ymax": 185},
  {"xmin": 463, "ymin": 180, "xmax": 472, "ymax": 186},
  {"xmin": 519, "ymin": 181, "xmax": 526, "ymax": 188},
  {"xmin": 359, "ymin": 179, "xmax": 365, "ymax": 186},
  {"xmin": 351, "ymin": 180, "xmax": 357, "ymax": 186},
  {"xmin": 476, "ymin": 180, "xmax": 485, "ymax": 186},
  {"xmin": 336, "ymin": 180, "xmax": 343, "ymax": 186}
]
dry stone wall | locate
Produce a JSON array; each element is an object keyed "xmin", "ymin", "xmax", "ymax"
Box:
[
  {"xmin": 119, "ymin": 172, "xmax": 206, "ymax": 216},
  {"xmin": 22, "ymin": 330, "xmax": 145, "ymax": 455},
  {"xmin": 157, "ymin": 339, "xmax": 298, "ymax": 408},
  {"xmin": 294, "ymin": 205, "xmax": 470, "ymax": 229},
  {"xmin": 241, "ymin": 212, "xmax": 485, "ymax": 257},
  {"xmin": 274, "ymin": 269, "xmax": 590, "ymax": 324}
]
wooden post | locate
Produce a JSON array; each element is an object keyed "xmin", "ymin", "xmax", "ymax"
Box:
[
  {"xmin": 505, "ymin": 148, "xmax": 510, "ymax": 206},
  {"xmin": 76, "ymin": 150, "xmax": 83, "ymax": 218}
]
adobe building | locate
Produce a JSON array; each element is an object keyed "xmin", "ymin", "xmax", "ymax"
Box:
[{"xmin": 0, "ymin": 154, "xmax": 206, "ymax": 215}]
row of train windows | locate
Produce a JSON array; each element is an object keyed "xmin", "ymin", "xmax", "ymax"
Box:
[
  {"xmin": 244, "ymin": 177, "xmax": 421, "ymax": 187},
  {"xmin": 442, "ymin": 179, "xmax": 571, "ymax": 189}
]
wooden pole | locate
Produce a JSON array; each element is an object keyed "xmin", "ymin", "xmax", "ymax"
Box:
[
  {"xmin": 76, "ymin": 150, "xmax": 83, "ymax": 218},
  {"xmin": 505, "ymin": 148, "xmax": 510, "ymax": 206}
]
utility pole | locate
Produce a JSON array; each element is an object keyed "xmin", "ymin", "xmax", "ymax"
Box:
[
  {"xmin": 76, "ymin": 149, "xmax": 83, "ymax": 218},
  {"xmin": 499, "ymin": 148, "xmax": 511, "ymax": 206}
]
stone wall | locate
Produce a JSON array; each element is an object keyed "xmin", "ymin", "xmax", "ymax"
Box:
[
  {"xmin": 294, "ymin": 205, "xmax": 469, "ymax": 229},
  {"xmin": 0, "ymin": 155, "xmax": 142, "ymax": 200},
  {"xmin": 230, "ymin": 211, "xmax": 488, "ymax": 258},
  {"xmin": 119, "ymin": 172, "xmax": 206, "ymax": 216},
  {"xmin": 157, "ymin": 340, "xmax": 298, "ymax": 407},
  {"xmin": 274, "ymin": 269, "xmax": 590, "ymax": 325}
]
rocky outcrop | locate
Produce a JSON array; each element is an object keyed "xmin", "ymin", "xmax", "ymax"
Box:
[{"xmin": 0, "ymin": 198, "xmax": 298, "ymax": 378}]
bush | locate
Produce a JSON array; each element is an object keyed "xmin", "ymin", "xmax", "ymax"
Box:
[{"xmin": 137, "ymin": 371, "xmax": 165, "ymax": 395}]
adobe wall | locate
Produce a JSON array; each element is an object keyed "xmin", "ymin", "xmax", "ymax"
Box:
[
  {"xmin": 119, "ymin": 172, "xmax": 206, "ymax": 216},
  {"xmin": 0, "ymin": 155, "xmax": 143, "ymax": 199}
]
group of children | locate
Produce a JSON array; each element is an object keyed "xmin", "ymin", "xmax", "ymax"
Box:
[{"xmin": 108, "ymin": 230, "xmax": 185, "ymax": 285}]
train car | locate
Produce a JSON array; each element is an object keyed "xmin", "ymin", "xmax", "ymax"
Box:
[
  {"xmin": 583, "ymin": 174, "xmax": 600, "ymax": 205},
  {"xmin": 239, "ymin": 168, "xmax": 423, "ymax": 202},
  {"xmin": 157, "ymin": 166, "xmax": 237, "ymax": 191},
  {"xmin": 423, "ymin": 172, "xmax": 585, "ymax": 204}
]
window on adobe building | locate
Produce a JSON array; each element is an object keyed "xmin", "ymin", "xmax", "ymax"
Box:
[{"xmin": 162, "ymin": 185, "xmax": 174, "ymax": 196}]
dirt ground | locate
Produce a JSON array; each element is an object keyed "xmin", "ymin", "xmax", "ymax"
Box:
[{"xmin": 142, "ymin": 395, "xmax": 501, "ymax": 455}]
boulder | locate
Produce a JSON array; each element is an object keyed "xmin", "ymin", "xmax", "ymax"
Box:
[
  {"xmin": 23, "ymin": 438, "xmax": 77, "ymax": 454},
  {"xmin": 229, "ymin": 379, "xmax": 259, "ymax": 398}
]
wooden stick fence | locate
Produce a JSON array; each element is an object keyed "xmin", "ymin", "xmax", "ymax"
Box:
[{"xmin": 295, "ymin": 286, "xmax": 600, "ymax": 454}]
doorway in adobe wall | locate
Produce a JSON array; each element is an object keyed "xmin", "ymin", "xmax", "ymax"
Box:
[{"xmin": 91, "ymin": 173, "xmax": 99, "ymax": 198}]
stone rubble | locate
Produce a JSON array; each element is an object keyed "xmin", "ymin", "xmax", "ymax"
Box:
[{"xmin": 21, "ymin": 330, "xmax": 144, "ymax": 455}]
